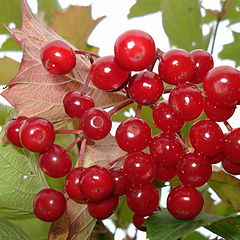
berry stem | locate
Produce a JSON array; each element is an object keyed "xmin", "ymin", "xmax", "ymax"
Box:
[
  {"xmin": 106, "ymin": 154, "xmax": 129, "ymax": 168},
  {"xmin": 74, "ymin": 50, "xmax": 100, "ymax": 58},
  {"xmin": 55, "ymin": 129, "xmax": 82, "ymax": 135},
  {"xmin": 164, "ymin": 88, "xmax": 173, "ymax": 94},
  {"xmin": 66, "ymin": 136, "xmax": 81, "ymax": 153},
  {"xmin": 78, "ymin": 138, "xmax": 87, "ymax": 167},
  {"xmin": 156, "ymin": 48, "xmax": 165, "ymax": 60},
  {"xmin": 81, "ymin": 74, "xmax": 91, "ymax": 95},
  {"xmin": 108, "ymin": 99, "xmax": 133, "ymax": 116},
  {"xmin": 223, "ymin": 121, "xmax": 233, "ymax": 132},
  {"xmin": 135, "ymin": 104, "xmax": 142, "ymax": 118}
]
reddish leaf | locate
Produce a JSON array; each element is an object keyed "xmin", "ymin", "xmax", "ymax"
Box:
[{"xmin": 1, "ymin": 0, "xmax": 127, "ymax": 128}]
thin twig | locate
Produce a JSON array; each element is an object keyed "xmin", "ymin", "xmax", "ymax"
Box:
[
  {"xmin": 135, "ymin": 104, "xmax": 142, "ymax": 118},
  {"xmin": 107, "ymin": 99, "xmax": 133, "ymax": 116},
  {"xmin": 74, "ymin": 50, "xmax": 100, "ymax": 58},
  {"xmin": 66, "ymin": 136, "xmax": 81, "ymax": 153},
  {"xmin": 210, "ymin": 16, "xmax": 221, "ymax": 54},
  {"xmin": 81, "ymin": 74, "xmax": 91, "ymax": 95},
  {"xmin": 78, "ymin": 138, "xmax": 87, "ymax": 167},
  {"xmin": 106, "ymin": 154, "xmax": 129, "ymax": 168},
  {"xmin": 55, "ymin": 129, "xmax": 82, "ymax": 135},
  {"xmin": 223, "ymin": 120, "xmax": 233, "ymax": 132}
]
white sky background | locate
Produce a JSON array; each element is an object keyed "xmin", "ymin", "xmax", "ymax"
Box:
[{"xmin": 0, "ymin": 0, "xmax": 240, "ymax": 239}]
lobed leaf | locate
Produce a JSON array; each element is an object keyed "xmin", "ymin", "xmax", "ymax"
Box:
[
  {"xmin": 0, "ymin": 216, "xmax": 31, "ymax": 240},
  {"xmin": 128, "ymin": 0, "xmax": 161, "ymax": 18},
  {"xmin": 51, "ymin": 6, "xmax": 103, "ymax": 52},
  {"xmin": 0, "ymin": 0, "xmax": 127, "ymax": 128},
  {"xmin": 0, "ymin": 143, "xmax": 48, "ymax": 216},
  {"xmin": 161, "ymin": 0, "xmax": 205, "ymax": 51}
]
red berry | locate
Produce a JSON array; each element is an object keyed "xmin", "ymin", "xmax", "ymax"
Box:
[
  {"xmin": 177, "ymin": 152, "xmax": 212, "ymax": 187},
  {"xmin": 223, "ymin": 128, "xmax": 240, "ymax": 164},
  {"xmin": 152, "ymin": 100, "xmax": 185, "ymax": 133},
  {"xmin": 126, "ymin": 183, "xmax": 159, "ymax": 216},
  {"xmin": 222, "ymin": 157, "xmax": 240, "ymax": 175},
  {"xmin": 204, "ymin": 100, "xmax": 235, "ymax": 122},
  {"xmin": 149, "ymin": 133, "xmax": 184, "ymax": 166},
  {"xmin": 87, "ymin": 194, "xmax": 119, "ymax": 220},
  {"xmin": 5, "ymin": 116, "xmax": 28, "ymax": 147},
  {"xmin": 189, "ymin": 49, "xmax": 214, "ymax": 84},
  {"xmin": 167, "ymin": 185, "xmax": 204, "ymax": 219},
  {"xmin": 80, "ymin": 107, "xmax": 112, "ymax": 140},
  {"xmin": 39, "ymin": 144, "xmax": 72, "ymax": 178},
  {"xmin": 133, "ymin": 214, "xmax": 148, "ymax": 231},
  {"xmin": 114, "ymin": 29, "xmax": 156, "ymax": 71},
  {"xmin": 124, "ymin": 152, "xmax": 156, "ymax": 185},
  {"xmin": 169, "ymin": 83, "xmax": 204, "ymax": 121},
  {"xmin": 89, "ymin": 55, "xmax": 130, "ymax": 91},
  {"xmin": 63, "ymin": 91, "xmax": 95, "ymax": 119},
  {"xmin": 189, "ymin": 119, "xmax": 224, "ymax": 156},
  {"xmin": 109, "ymin": 168, "xmax": 128, "ymax": 196},
  {"xmin": 155, "ymin": 164, "xmax": 177, "ymax": 182},
  {"xmin": 128, "ymin": 71, "xmax": 164, "ymax": 105},
  {"xmin": 209, "ymin": 152, "xmax": 225, "ymax": 164},
  {"xmin": 40, "ymin": 40, "xmax": 76, "ymax": 75},
  {"xmin": 65, "ymin": 167, "xmax": 87, "ymax": 203},
  {"xmin": 203, "ymin": 66, "xmax": 240, "ymax": 107},
  {"xmin": 19, "ymin": 117, "xmax": 55, "ymax": 153},
  {"xmin": 116, "ymin": 118, "xmax": 151, "ymax": 153},
  {"xmin": 158, "ymin": 49, "xmax": 195, "ymax": 85},
  {"xmin": 33, "ymin": 189, "xmax": 66, "ymax": 222},
  {"xmin": 79, "ymin": 165, "xmax": 114, "ymax": 201}
]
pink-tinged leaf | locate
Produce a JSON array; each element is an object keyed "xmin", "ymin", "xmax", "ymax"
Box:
[
  {"xmin": 49, "ymin": 196, "xmax": 96, "ymax": 240},
  {"xmin": 1, "ymin": 0, "xmax": 127, "ymax": 128}
]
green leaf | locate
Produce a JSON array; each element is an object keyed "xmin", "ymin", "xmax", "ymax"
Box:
[
  {"xmin": 0, "ymin": 0, "xmax": 22, "ymax": 33},
  {"xmin": 38, "ymin": 0, "xmax": 61, "ymax": 24},
  {"xmin": 161, "ymin": 0, "xmax": 205, "ymax": 51},
  {"xmin": 183, "ymin": 231, "xmax": 208, "ymax": 240},
  {"xmin": 128, "ymin": 0, "xmax": 161, "ymax": 18},
  {"xmin": 145, "ymin": 209, "xmax": 223, "ymax": 240},
  {"xmin": 0, "ymin": 216, "xmax": 31, "ymax": 240},
  {"xmin": 213, "ymin": 201, "xmax": 237, "ymax": 217},
  {"xmin": 0, "ymin": 104, "xmax": 12, "ymax": 125},
  {"xmin": 222, "ymin": 0, "xmax": 240, "ymax": 25},
  {"xmin": 9, "ymin": 215, "xmax": 50, "ymax": 240},
  {"xmin": 111, "ymin": 103, "xmax": 136, "ymax": 122},
  {"xmin": 50, "ymin": 6, "xmax": 103, "ymax": 52},
  {"xmin": 219, "ymin": 31, "xmax": 240, "ymax": 67},
  {"xmin": 0, "ymin": 57, "xmax": 19, "ymax": 84},
  {"xmin": 206, "ymin": 215, "xmax": 240, "ymax": 240},
  {"xmin": 0, "ymin": 143, "xmax": 48, "ymax": 216},
  {"xmin": 208, "ymin": 170, "xmax": 240, "ymax": 211}
]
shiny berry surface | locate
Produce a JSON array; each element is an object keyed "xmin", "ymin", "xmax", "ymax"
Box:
[
  {"xmin": 33, "ymin": 189, "xmax": 67, "ymax": 222},
  {"xmin": 40, "ymin": 40, "xmax": 76, "ymax": 75},
  {"xmin": 124, "ymin": 152, "xmax": 156, "ymax": 185},
  {"xmin": 169, "ymin": 83, "xmax": 204, "ymax": 121},
  {"xmin": 87, "ymin": 194, "xmax": 119, "ymax": 220},
  {"xmin": 177, "ymin": 152, "xmax": 212, "ymax": 187},
  {"xmin": 65, "ymin": 167, "xmax": 87, "ymax": 203},
  {"xmin": 189, "ymin": 49, "xmax": 214, "ymax": 84},
  {"xmin": 126, "ymin": 183, "xmax": 159, "ymax": 216},
  {"xmin": 89, "ymin": 55, "xmax": 129, "ymax": 91},
  {"xmin": 203, "ymin": 66, "xmax": 240, "ymax": 107},
  {"xmin": 109, "ymin": 168, "xmax": 128, "ymax": 196},
  {"xmin": 39, "ymin": 144, "xmax": 72, "ymax": 178},
  {"xmin": 155, "ymin": 164, "xmax": 177, "ymax": 182},
  {"xmin": 63, "ymin": 91, "xmax": 94, "ymax": 119},
  {"xmin": 128, "ymin": 71, "xmax": 164, "ymax": 105},
  {"xmin": 204, "ymin": 100, "xmax": 235, "ymax": 122},
  {"xmin": 152, "ymin": 100, "xmax": 185, "ymax": 133},
  {"xmin": 116, "ymin": 117, "xmax": 151, "ymax": 153},
  {"xmin": 222, "ymin": 157, "xmax": 240, "ymax": 175},
  {"xmin": 149, "ymin": 133, "xmax": 184, "ymax": 166},
  {"xmin": 223, "ymin": 128, "xmax": 240, "ymax": 164},
  {"xmin": 158, "ymin": 48, "xmax": 195, "ymax": 85},
  {"xmin": 114, "ymin": 29, "xmax": 156, "ymax": 71},
  {"xmin": 190, "ymin": 119, "xmax": 224, "ymax": 156},
  {"xmin": 6, "ymin": 116, "xmax": 28, "ymax": 147},
  {"xmin": 79, "ymin": 165, "xmax": 114, "ymax": 201},
  {"xmin": 167, "ymin": 185, "xmax": 204, "ymax": 219},
  {"xmin": 80, "ymin": 107, "xmax": 112, "ymax": 140},
  {"xmin": 209, "ymin": 152, "xmax": 225, "ymax": 164},
  {"xmin": 133, "ymin": 214, "xmax": 148, "ymax": 231},
  {"xmin": 19, "ymin": 117, "xmax": 55, "ymax": 153}
]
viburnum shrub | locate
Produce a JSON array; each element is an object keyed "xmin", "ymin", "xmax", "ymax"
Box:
[{"xmin": 1, "ymin": 1, "xmax": 240, "ymax": 239}]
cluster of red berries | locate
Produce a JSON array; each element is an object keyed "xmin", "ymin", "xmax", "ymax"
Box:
[{"xmin": 5, "ymin": 29, "xmax": 240, "ymax": 231}]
